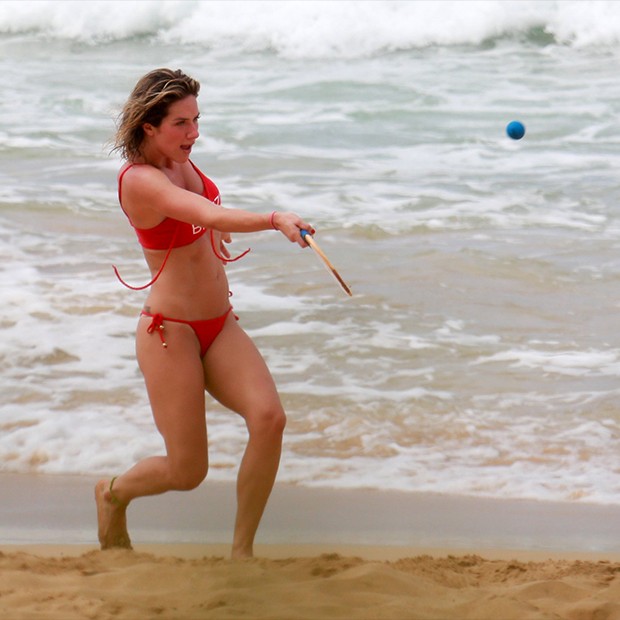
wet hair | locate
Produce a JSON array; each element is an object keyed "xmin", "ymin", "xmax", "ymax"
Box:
[{"xmin": 112, "ymin": 68, "xmax": 200, "ymax": 161}]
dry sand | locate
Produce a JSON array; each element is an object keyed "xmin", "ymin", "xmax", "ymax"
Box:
[{"xmin": 2, "ymin": 473, "xmax": 620, "ymax": 619}]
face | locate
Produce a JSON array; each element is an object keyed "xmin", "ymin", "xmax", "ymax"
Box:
[{"xmin": 143, "ymin": 95, "xmax": 200, "ymax": 162}]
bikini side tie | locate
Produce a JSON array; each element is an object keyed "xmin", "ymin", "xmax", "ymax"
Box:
[{"xmin": 146, "ymin": 313, "xmax": 167, "ymax": 349}]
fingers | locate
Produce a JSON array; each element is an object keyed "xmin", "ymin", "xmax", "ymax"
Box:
[
  {"xmin": 275, "ymin": 212, "xmax": 315, "ymax": 247},
  {"xmin": 219, "ymin": 241, "xmax": 231, "ymax": 259},
  {"xmin": 291, "ymin": 221, "xmax": 313, "ymax": 247},
  {"xmin": 218, "ymin": 232, "xmax": 232, "ymax": 260}
]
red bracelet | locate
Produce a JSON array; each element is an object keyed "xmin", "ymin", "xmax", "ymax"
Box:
[{"xmin": 270, "ymin": 211, "xmax": 278, "ymax": 230}]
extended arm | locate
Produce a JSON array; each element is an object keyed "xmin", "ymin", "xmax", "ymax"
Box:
[{"xmin": 122, "ymin": 165, "xmax": 312, "ymax": 246}]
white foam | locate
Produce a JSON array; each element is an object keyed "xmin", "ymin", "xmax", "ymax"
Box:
[
  {"xmin": 2, "ymin": 1, "xmax": 620, "ymax": 56},
  {"xmin": 475, "ymin": 348, "xmax": 620, "ymax": 376}
]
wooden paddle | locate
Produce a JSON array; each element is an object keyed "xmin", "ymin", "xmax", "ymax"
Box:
[{"xmin": 301, "ymin": 229, "xmax": 352, "ymax": 297}]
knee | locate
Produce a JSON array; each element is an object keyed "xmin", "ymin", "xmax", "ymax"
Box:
[
  {"xmin": 248, "ymin": 404, "xmax": 286, "ymax": 439},
  {"xmin": 170, "ymin": 459, "xmax": 208, "ymax": 491},
  {"xmin": 272, "ymin": 408, "xmax": 287, "ymax": 436}
]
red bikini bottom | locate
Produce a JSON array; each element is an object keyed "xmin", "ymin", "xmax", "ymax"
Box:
[{"xmin": 141, "ymin": 306, "xmax": 234, "ymax": 358}]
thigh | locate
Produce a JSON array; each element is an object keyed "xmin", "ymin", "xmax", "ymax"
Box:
[
  {"xmin": 202, "ymin": 314, "xmax": 282, "ymax": 421},
  {"xmin": 136, "ymin": 316, "xmax": 208, "ymax": 463}
]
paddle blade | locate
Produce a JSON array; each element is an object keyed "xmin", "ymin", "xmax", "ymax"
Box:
[{"xmin": 301, "ymin": 229, "xmax": 352, "ymax": 297}]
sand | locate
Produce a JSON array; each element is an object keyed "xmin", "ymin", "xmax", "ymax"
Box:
[{"xmin": 2, "ymin": 473, "xmax": 620, "ymax": 619}]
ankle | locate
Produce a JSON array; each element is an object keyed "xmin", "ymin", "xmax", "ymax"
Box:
[
  {"xmin": 106, "ymin": 476, "xmax": 128, "ymax": 507},
  {"xmin": 231, "ymin": 538, "xmax": 254, "ymax": 559},
  {"xmin": 231, "ymin": 546, "xmax": 253, "ymax": 560}
]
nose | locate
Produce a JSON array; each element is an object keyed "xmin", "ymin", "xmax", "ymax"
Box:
[{"xmin": 188, "ymin": 121, "xmax": 199, "ymax": 140}]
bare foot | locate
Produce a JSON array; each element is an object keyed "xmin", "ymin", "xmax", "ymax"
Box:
[{"xmin": 95, "ymin": 479, "xmax": 132, "ymax": 550}]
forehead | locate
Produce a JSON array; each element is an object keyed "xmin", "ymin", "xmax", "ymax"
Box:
[{"xmin": 166, "ymin": 95, "xmax": 199, "ymax": 119}]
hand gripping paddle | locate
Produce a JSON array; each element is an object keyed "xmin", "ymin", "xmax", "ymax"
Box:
[{"xmin": 300, "ymin": 229, "xmax": 352, "ymax": 297}]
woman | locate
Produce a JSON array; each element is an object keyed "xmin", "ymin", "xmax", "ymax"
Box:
[{"xmin": 95, "ymin": 68, "xmax": 313, "ymax": 559}]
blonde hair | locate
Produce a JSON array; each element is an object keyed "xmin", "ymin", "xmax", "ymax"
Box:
[{"xmin": 112, "ymin": 68, "xmax": 200, "ymax": 161}]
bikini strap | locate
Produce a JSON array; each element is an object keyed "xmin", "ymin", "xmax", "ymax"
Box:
[
  {"xmin": 113, "ymin": 224, "xmax": 180, "ymax": 290},
  {"xmin": 209, "ymin": 229, "xmax": 251, "ymax": 263},
  {"xmin": 117, "ymin": 164, "xmax": 134, "ymax": 206}
]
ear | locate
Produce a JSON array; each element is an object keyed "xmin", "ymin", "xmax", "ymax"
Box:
[{"xmin": 142, "ymin": 123, "xmax": 156, "ymax": 137}]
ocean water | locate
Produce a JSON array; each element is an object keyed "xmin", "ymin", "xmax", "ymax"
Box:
[{"xmin": 1, "ymin": 0, "xmax": 620, "ymax": 505}]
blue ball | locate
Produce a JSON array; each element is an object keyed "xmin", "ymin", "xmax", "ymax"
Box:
[{"xmin": 506, "ymin": 120, "xmax": 525, "ymax": 140}]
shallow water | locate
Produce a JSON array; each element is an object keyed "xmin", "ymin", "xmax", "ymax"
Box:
[{"xmin": 1, "ymin": 1, "xmax": 620, "ymax": 504}]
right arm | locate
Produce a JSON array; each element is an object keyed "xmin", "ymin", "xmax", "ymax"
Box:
[{"xmin": 122, "ymin": 165, "xmax": 313, "ymax": 247}]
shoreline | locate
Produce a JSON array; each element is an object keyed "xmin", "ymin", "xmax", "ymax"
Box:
[
  {"xmin": 2, "ymin": 472, "xmax": 620, "ymax": 558},
  {"xmin": 2, "ymin": 473, "xmax": 620, "ymax": 619}
]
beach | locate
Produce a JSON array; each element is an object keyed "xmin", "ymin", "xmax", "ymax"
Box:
[{"xmin": 2, "ymin": 473, "xmax": 620, "ymax": 619}]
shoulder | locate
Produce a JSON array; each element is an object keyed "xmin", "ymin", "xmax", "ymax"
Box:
[
  {"xmin": 117, "ymin": 164, "xmax": 179, "ymax": 227},
  {"xmin": 118, "ymin": 163, "xmax": 173, "ymax": 201},
  {"xmin": 118, "ymin": 162, "xmax": 167, "ymax": 185}
]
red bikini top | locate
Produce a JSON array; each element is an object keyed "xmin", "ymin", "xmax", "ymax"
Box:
[
  {"xmin": 113, "ymin": 161, "xmax": 249, "ymax": 290},
  {"xmin": 117, "ymin": 161, "xmax": 219, "ymax": 249}
]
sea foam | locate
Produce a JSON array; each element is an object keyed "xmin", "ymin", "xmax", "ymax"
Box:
[{"xmin": 1, "ymin": 1, "xmax": 620, "ymax": 56}]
